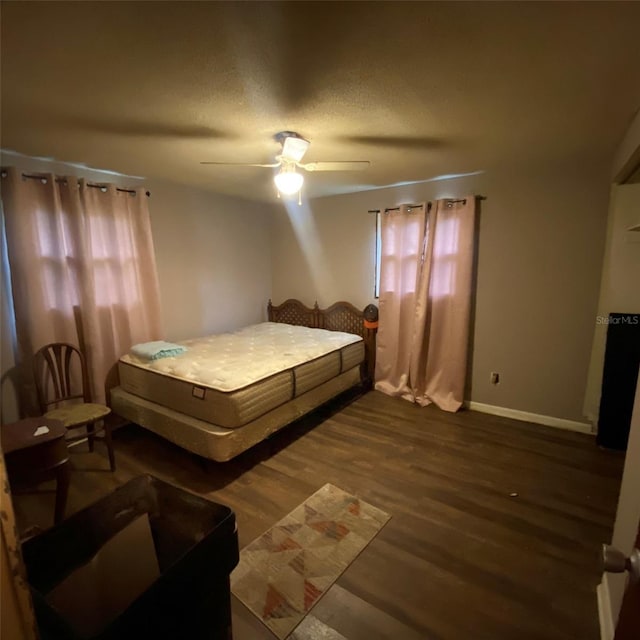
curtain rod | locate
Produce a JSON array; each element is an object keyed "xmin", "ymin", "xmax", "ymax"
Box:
[
  {"xmin": 368, "ymin": 195, "xmax": 486, "ymax": 214},
  {"xmin": 368, "ymin": 203, "xmax": 425, "ymax": 214},
  {"xmin": 0, "ymin": 170, "xmax": 150, "ymax": 197}
]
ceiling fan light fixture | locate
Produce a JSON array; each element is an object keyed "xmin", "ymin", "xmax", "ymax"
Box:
[{"xmin": 274, "ymin": 165, "xmax": 304, "ymax": 195}]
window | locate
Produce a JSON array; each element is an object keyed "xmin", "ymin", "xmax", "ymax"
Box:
[
  {"xmin": 430, "ymin": 215, "xmax": 459, "ymax": 298},
  {"xmin": 375, "ymin": 208, "xmax": 425, "ymax": 300},
  {"xmin": 375, "ymin": 206, "xmax": 460, "ymax": 300},
  {"xmin": 34, "ymin": 204, "xmax": 140, "ymax": 310}
]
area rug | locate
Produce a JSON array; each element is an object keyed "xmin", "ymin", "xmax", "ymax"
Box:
[{"xmin": 230, "ymin": 483, "xmax": 390, "ymax": 639}]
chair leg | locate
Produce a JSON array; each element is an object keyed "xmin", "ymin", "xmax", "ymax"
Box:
[
  {"xmin": 103, "ymin": 421, "xmax": 116, "ymax": 472},
  {"xmin": 87, "ymin": 422, "xmax": 95, "ymax": 452}
]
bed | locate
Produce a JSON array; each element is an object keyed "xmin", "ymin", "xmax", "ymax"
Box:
[{"xmin": 110, "ymin": 299, "xmax": 378, "ymax": 462}]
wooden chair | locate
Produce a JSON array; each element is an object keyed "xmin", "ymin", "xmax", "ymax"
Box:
[{"xmin": 33, "ymin": 343, "xmax": 115, "ymax": 471}]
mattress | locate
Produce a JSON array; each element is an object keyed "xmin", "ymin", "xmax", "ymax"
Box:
[{"xmin": 119, "ymin": 322, "xmax": 364, "ymax": 429}]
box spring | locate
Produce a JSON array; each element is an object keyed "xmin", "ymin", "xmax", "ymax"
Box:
[{"xmin": 111, "ymin": 367, "xmax": 362, "ymax": 462}]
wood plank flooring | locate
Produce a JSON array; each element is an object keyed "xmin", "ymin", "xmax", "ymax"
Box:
[{"xmin": 12, "ymin": 390, "xmax": 624, "ymax": 639}]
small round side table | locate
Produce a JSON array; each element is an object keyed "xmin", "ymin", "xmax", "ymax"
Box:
[{"xmin": 1, "ymin": 417, "xmax": 70, "ymax": 524}]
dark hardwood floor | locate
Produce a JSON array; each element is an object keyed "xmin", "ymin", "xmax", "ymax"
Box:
[{"xmin": 12, "ymin": 390, "xmax": 624, "ymax": 639}]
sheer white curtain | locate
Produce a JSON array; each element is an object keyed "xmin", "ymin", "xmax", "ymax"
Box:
[
  {"xmin": 1, "ymin": 168, "xmax": 163, "ymax": 410},
  {"xmin": 375, "ymin": 198, "xmax": 477, "ymax": 412}
]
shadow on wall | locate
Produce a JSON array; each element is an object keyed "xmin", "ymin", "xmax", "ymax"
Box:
[{"xmin": 283, "ymin": 198, "xmax": 336, "ymax": 299}]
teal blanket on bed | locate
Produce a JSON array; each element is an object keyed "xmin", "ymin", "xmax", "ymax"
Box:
[{"xmin": 130, "ymin": 341, "xmax": 187, "ymax": 360}]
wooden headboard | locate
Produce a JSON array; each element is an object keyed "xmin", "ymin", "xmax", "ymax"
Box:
[{"xmin": 267, "ymin": 299, "xmax": 378, "ymax": 387}]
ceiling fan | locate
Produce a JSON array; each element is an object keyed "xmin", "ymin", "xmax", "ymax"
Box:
[{"xmin": 200, "ymin": 131, "xmax": 370, "ymax": 200}]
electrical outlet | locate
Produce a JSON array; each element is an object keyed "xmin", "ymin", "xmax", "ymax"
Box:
[{"xmin": 490, "ymin": 372, "xmax": 500, "ymax": 385}]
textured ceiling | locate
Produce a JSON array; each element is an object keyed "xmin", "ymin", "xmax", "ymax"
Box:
[{"xmin": 2, "ymin": 1, "xmax": 640, "ymax": 201}]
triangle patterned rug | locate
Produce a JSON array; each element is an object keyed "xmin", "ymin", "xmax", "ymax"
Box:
[{"xmin": 231, "ymin": 483, "xmax": 390, "ymax": 639}]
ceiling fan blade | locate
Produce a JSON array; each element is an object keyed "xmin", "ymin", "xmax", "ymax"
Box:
[
  {"xmin": 300, "ymin": 161, "xmax": 370, "ymax": 172},
  {"xmin": 338, "ymin": 135, "xmax": 445, "ymax": 150},
  {"xmin": 200, "ymin": 161, "xmax": 281, "ymax": 168}
]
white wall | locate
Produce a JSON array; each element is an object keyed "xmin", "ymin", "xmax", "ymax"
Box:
[
  {"xmin": 271, "ymin": 164, "xmax": 610, "ymax": 423},
  {"xmin": 612, "ymin": 107, "xmax": 640, "ymax": 181},
  {"xmin": 603, "ymin": 375, "xmax": 640, "ymax": 634},
  {"xmin": 584, "ymin": 183, "xmax": 640, "ymax": 421},
  {"xmin": 597, "ymin": 107, "xmax": 640, "ymax": 639}
]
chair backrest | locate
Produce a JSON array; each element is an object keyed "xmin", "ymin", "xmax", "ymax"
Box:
[{"xmin": 33, "ymin": 343, "xmax": 90, "ymax": 412}]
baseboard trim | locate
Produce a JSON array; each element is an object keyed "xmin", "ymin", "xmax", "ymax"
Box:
[
  {"xmin": 467, "ymin": 401, "xmax": 593, "ymax": 434},
  {"xmin": 597, "ymin": 577, "xmax": 615, "ymax": 640}
]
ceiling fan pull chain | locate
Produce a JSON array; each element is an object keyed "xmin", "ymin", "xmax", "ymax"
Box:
[{"xmin": 298, "ymin": 188, "xmax": 302, "ymax": 206}]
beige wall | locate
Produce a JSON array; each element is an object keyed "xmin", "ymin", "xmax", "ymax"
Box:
[
  {"xmin": 1, "ymin": 529, "xmax": 31, "ymax": 640},
  {"xmin": 145, "ymin": 179, "xmax": 273, "ymax": 341},
  {"xmin": 1, "ymin": 457, "xmax": 37, "ymax": 640},
  {"xmin": 271, "ymin": 165, "xmax": 610, "ymax": 423}
]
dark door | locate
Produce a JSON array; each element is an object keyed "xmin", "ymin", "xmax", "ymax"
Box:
[{"xmin": 597, "ymin": 314, "xmax": 640, "ymax": 450}]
